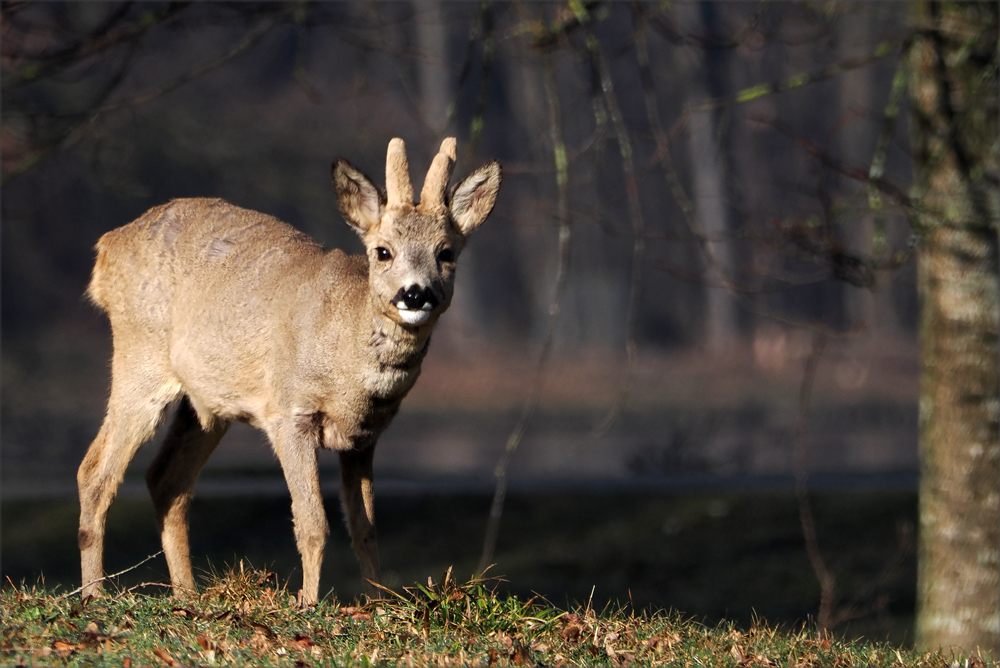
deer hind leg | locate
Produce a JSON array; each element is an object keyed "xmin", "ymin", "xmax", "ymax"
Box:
[
  {"xmin": 270, "ymin": 421, "xmax": 328, "ymax": 606},
  {"xmin": 339, "ymin": 447, "xmax": 381, "ymax": 599},
  {"xmin": 146, "ymin": 396, "xmax": 229, "ymax": 598},
  {"xmin": 78, "ymin": 360, "xmax": 180, "ymax": 600}
]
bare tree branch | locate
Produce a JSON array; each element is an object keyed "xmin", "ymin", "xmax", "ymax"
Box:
[
  {"xmin": 2, "ymin": 3, "xmax": 191, "ymax": 90},
  {"xmin": 792, "ymin": 333, "xmax": 836, "ymax": 635},
  {"xmin": 479, "ymin": 33, "xmax": 573, "ymax": 575},
  {"xmin": 572, "ymin": 3, "xmax": 646, "ymax": 441},
  {"xmin": 95, "ymin": 9, "xmax": 290, "ymax": 114}
]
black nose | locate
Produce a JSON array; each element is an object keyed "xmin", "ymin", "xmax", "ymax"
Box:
[{"xmin": 402, "ymin": 285, "xmax": 430, "ymax": 310}]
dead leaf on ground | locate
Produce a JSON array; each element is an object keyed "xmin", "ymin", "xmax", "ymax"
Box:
[
  {"xmin": 52, "ymin": 640, "xmax": 77, "ymax": 659},
  {"xmin": 511, "ymin": 644, "xmax": 531, "ymax": 666},
  {"xmin": 494, "ymin": 631, "xmax": 514, "ymax": 649},
  {"xmin": 604, "ymin": 631, "xmax": 621, "ymax": 665},
  {"xmin": 152, "ymin": 647, "xmax": 182, "ymax": 667},
  {"xmin": 250, "ymin": 624, "xmax": 273, "ymax": 652},
  {"xmin": 248, "ymin": 622, "xmax": 275, "ymax": 639},
  {"xmin": 732, "ymin": 643, "xmax": 747, "ymax": 664},
  {"xmin": 122, "ymin": 657, "xmax": 132, "ymax": 668},
  {"xmin": 642, "ymin": 631, "xmax": 681, "ymax": 652},
  {"xmin": 561, "ymin": 623, "xmax": 584, "ymax": 641},
  {"xmin": 173, "ymin": 606, "xmax": 212, "ymax": 620}
]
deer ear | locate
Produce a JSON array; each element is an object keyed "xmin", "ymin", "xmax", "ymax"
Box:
[
  {"xmin": 332, "ymin": 158, "xmax": 385, "ymax": 234},
  {"xmin": 449, "ymin": 160, "xmax": 501, "ymax": 236}
]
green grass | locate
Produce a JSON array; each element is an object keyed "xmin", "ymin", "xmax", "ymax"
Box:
[
  {"xmin": 0, "ymin": 565, "xmax": 984, "ymax": 667},
  {"xmin": 1, "ymin": 489, "xmax": 921, "ymax": 645}
]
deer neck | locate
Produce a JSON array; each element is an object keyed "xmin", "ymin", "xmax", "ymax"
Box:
[{"xmin": 364, "ymin": 299, "xmax": 433, "ymax": 370}]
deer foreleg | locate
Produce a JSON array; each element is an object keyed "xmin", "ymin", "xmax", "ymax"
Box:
[
  {"xmin": 339, "ymin": 447, "xmax": 381, "ymax": 598},
  {"xmin": 271, "ymin": 421, "xmax": 328, "ymax": 606}
]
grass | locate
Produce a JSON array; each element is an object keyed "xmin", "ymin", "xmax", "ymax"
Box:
[
  {"xmin": 0, "ymin": 564, "xmax": 985, "ymax": 667},
  {"xmin": 1, "ymin": 489, "xmax": 922, "ymax": 645}
]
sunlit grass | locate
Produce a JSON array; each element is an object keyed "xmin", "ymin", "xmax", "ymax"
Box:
[{"xmin": 1, "ymin": 563, "xmax": 982, "ymax": 667}]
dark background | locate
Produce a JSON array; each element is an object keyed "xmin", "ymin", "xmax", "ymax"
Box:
[{"xmin": 2, "ymin": 1, "xmax": 921, "ymax": 645}]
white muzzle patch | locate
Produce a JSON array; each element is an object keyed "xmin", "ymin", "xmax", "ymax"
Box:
[{"xmin": 396, "ymin": 302, "xmax": 433, "ymax": 325}]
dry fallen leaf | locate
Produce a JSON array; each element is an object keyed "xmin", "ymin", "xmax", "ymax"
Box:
[
  {"xmin": 561, "ymin": 623, "xmax": 584, "ymax": 641},
  {"xmin": 250, "ymin": 624, "xmax": 273, "ymax": 652},
  {"xmin": 732, "ymin": 643, "xmax": 747, "ymax": 664},
  {"xmin": 604, "ymin": 632, "xmax": 620, "ymax": 664},
  {"xmin": 511, "ymin": 644, "xmax": 531, "ymax": 666},
  {"xmin": 52, "ymin": 640, "xmax": 77, "ymax": 659},
  {"xmin": 152, "ymin": 647, "xmax": 182, "ymax": 667}
]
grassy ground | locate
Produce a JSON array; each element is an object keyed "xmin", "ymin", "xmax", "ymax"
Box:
[
  {"xmin": 4, "ymin": 488, "xmax": 919, "ymax": 647},
  {"xmin": 0, "ymin": 565, "xmax": 981, "ymax": 667}
]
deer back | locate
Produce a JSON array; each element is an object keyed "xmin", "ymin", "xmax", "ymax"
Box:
[{"xmin": 87, "ymin": 138, "xmax": 501, "ymax": 451}]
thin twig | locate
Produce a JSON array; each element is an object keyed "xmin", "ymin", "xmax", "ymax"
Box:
[
  {"xmin": 686, "ymin": 37, "xmax": 905, "ymax": 114},
  {"xmin": 2, "ymin": 3, "xmax": 191, "ymax": 90},
  {"xmin": 637, "ymin": 19, "xmax": 884, "ymax": 339},
  {"xmin": 478, "ymin": 39, "xmax": 572, "ymax": 574},
  {"xmin": 56, "ymin": 550, "xmax": 164, "ymax": 601},
  {"xmin": 792, "ymin": 333, "xmax": 835, "ymax": 635},
  {"xmin": 123, "ymin": 581, "xmax": 175, "ymax": 595},
  {"xmin": 575, "ymin": 4, "xmax": 646, "ymax": 441},
  {"xmin": 468, "ymin": 2, "xmax": 495, "ymax": 153},
  {"xmin": 96, "ymin": 10, "xmax": 290, "ymax": 114}
]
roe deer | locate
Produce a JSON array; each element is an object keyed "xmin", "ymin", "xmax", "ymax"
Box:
[{"xmin": 78, "ymin": 138, "xmax": 501, "ymax": 604}]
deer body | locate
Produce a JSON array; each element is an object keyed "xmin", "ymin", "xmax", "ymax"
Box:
[{"xmin": 78, "ymin": 139, "xmax": 501, "ymax": 604}]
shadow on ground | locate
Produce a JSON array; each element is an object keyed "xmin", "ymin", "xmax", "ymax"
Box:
[{"xmin": 2, "ymin": 488, "xmax": 916, "ymax": 646}]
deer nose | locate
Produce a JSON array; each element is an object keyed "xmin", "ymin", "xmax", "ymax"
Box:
[{"xmin": 401, "ymin": 285, "xmax": 435, "ymax": 310}]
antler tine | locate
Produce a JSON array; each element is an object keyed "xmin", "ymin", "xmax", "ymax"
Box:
[
  {"xmin": 385, "ymin": 138, "xmax": 414, "ymax": 208},
  {"xmin": 418, "ymin": 137, "xmax": 457, "ymax": 212}
]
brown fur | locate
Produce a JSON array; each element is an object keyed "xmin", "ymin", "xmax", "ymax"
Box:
[{"xmin": 77, "ymin": 139, "xmax": 501, "ymax": 604}]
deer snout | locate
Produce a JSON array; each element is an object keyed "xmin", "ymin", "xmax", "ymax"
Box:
[{"xmin": 394, "ymin": 284, "xmax": 440, "ymax": 325}]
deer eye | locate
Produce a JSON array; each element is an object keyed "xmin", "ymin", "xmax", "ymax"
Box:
[
  {"xmin": 437, "ymin": 248, "xmax": 455, "ymax": 263},
  {"xmin": 375, "ymin": 247, "xmax": 392, "ymax": 261}
]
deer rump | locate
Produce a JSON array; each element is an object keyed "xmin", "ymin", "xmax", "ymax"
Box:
[{"xmin": 77, "ymin": 138, "xmax": 501, "ymax": 605}]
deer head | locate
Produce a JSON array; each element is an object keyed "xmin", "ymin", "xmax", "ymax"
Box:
[{"xmin": 332, "ymin": 137, "xmax": 502, "ymax": 327}]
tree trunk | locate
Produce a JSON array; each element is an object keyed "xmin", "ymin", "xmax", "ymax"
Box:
[
  {"xmin": 909, "ymin": 1, "xmax": 999, "ymax": 655},
  {"xmin": 688, "ymin": 2, "xmax": 738, "ymax": 353}
]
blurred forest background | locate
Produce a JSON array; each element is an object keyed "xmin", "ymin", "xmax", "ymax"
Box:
[{"xmin": 2, "ymin": 0, "xmax": 996, "ymax": 653}]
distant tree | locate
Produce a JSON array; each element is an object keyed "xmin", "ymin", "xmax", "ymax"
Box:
[{"xmin": 907, "ymin": 1, "xmax": 999, "ymax": 655}]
